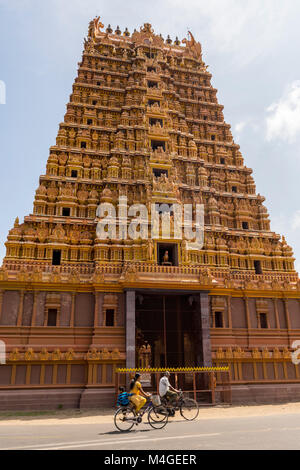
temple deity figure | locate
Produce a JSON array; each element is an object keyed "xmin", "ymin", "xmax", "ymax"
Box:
[
  {"xmin": 162, "ymin": 250, "xmax": 172, "ymax": 266},
  {"xmin": 147, "ymin": 239, "xmax": 154, "ymax": 261}
]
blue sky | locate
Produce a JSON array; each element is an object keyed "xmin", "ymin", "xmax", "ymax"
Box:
[{"xmin": 0, "ymin": 0, "xmax": 300, "ymax": 271}]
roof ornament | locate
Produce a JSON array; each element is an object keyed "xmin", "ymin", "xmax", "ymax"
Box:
[
  {"xmin": 141, "ymin": 23, "xmax": 154, "ymax": 34},
  {"xmin": 182, "ymin": 30, "xmax": 202, "ymax": 59},
  {"xmin": 132, "ymin": 23, "xmax": 164, "ymax": 47},
  {"xmin": 93, "ymin": 16, "xmax": 104, "ymax": 40}
]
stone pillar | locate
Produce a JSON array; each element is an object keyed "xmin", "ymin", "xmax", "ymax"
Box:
[
  {"xmin": 126, "ymin": 291, "xmax": 136, "ymax": 369},
  {"xmin": 284, "ymin": 299, "xmax": 291, "ymax": 331},
  {"xmin": 200, "ymin": 292, "xmax": 212, "ymax": 367},
  {"xmin": 244, "ymin": 296, "xmax": 251, "ymax": 348},
  {"xmin": 195, "ymin": 292, "xmax": 212, "ymax": 367},
  {"xmin": 94, "ymin": 292, "xmax": 99, "ymax": 328},
  {"xmin": 70, "ymin": 292, "xmax": 76, "ymax": 327},
  {"xmin": 244, "ymin": 297, "xmax": 251, "ymax": 329},
  {"xmin": 227, "ymin": 296, "xmax": 232, "ymax": 329}
]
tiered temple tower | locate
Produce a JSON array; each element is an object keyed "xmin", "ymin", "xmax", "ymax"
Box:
[{"xmin": 0, "ymin": 19, "xmax": 299, "ymax": 409}]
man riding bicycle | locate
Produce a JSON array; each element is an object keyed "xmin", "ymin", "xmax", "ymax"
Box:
[
  {"xmin": 159, "ymin": 371, "xmax": 180, "ymax": 403},
  {"xmin": 157, "ymin": 371, "xmax": 199, "ymax": 421}
]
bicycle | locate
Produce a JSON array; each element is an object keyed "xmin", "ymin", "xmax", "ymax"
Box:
[
  {"xmin": 161, "ymin": 390, "xmax": 199, "ymax": 421},
  {"xmin": 114, "ymin": 396, "xmax": 169, "ymax": 432}
]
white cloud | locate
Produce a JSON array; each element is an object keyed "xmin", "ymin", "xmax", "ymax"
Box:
[
  {"xmin": 266, "ymin": 81, "xmax": 300, "ymax": 143},
  {"xmin": 235, "ymin": 122, "xmax": 246, "ymax": 133},
  {"xmin": 233, "ymin": 118, "xmax": 261, "ymax": 144},
  {"xmin": 234, "ymin": 121, "xmax": 248, "ymax": 143}
]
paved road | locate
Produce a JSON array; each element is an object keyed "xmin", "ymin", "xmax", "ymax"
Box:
[{"xmin": 0, "ymin": 412, "xmax": 300, "ymax": 450}]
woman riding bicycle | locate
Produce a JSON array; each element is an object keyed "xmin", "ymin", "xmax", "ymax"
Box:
[{"xmin": 129, "ymin": 372, "xmax": 150, "ymax": 413}]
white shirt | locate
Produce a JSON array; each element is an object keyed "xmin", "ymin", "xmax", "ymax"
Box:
[{"xmin": 159, "ymin": 376, "xmax": 170, "ymax": 397}]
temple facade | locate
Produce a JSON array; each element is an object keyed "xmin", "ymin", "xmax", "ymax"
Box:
[{"xmin": 0, "ymin": 18, "xmax": 300, "ymax": 410}]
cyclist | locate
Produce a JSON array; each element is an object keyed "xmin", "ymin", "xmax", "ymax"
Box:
[
  {"xmin": 129, "ymin": 372, "xmax": 150, "ymax": 413},
  {"xmin": 159, "ymin": 371, "xmax": 180, "ymax": 403}
]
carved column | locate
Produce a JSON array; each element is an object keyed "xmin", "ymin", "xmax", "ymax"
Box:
[
  {"xmin": 94, "ymin": 292, "xmax": 99, "ymax": 328},
  {"xmin": 244, "ymin": 297, "xmax": 251, "ymax": 348},
  {"xmin": 17, "ymin": 290, "xmax": 25, "ymax": 327},
  {"xmin": 70, "ymin": 292, "xmax": 76, "ymax": 327},
  {"xmin": 244, "ymin": 296, "xmax": 251, "ymax": 329},
  {"xmin": 227, "ymin": 295, "xmax": 232, "ymax": 329},
  {"xmin": 273, "ymin": 298, "xmax": 280, "ymax": 329},
  {"xmin": 126, "ymin": 290, "xmax": 136, "ymax": 369}
]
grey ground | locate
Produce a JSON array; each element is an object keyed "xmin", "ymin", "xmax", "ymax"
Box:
[{"xmin": 0, "ymin": 404, "xmax": 300, "ymax": 450}]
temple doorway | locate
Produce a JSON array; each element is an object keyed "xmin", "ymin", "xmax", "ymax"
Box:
[{"xmin": 136, "ymin": 293, "xmax": 201, "ymax": 369}]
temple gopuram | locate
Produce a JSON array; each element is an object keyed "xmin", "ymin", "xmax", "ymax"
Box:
[{"xmin": 0, "ymin": 18, "xmax": 300, "ymax": 410}]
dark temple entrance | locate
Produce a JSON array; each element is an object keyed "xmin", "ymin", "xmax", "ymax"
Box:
[
  {"xmin": 125, "ymin": 290, "xmax": 212, "ymax": 370},
  {"xmin": 136, "ymin": 294, "xmax": 197, "ymax": 368}
]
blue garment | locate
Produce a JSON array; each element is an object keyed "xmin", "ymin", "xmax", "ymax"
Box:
[{"xmin": 117, "ymin": 392, "xmax": 133, "ymax": 407}]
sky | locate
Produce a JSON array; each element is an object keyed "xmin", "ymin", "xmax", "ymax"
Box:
[{"xmin": 0, "ymin": 0, "xmax": 299, "ymax": 271}]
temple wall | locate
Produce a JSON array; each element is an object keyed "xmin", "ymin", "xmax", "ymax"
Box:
[
  {"xmin": 0, "ymin": 289, "xmax": 299, "ymax": 409},
  {"xmin": 117, "ymin": 293, "xmax": 125, "ymax": 327},
  {"xmin": 23, "ymin": 292, "xmax": 33, "ymax": 326},
  {"xmin": 289, "ymin": 299, "xmax": 300, "ymax": 328},
  {"xmin": 1, "ymin": 291, "xmax": 19, "ymax": 325},
  {"xmin": 0, "ymin": 290, "xmax": 126, "ymax": 356},
  {"xmin": 96, "ymin": 293, "xmax": 104, "ymax": 327},
  {"xmin": 35, "ymin": 292, "xmax": 46, "ymax": 326},
  {"xmin": 74, "ymin": 293, "xmax": 94, "ymax": 327},
  {"xmin": 248, "ymin": 298, "xmax": 256, "ymax": 328},
  {"xmin": 211, "ymin": 293, "xmax": 300, "ymax": 404},
  {"xmin": 231, "ymin": 298, "xmax": 247, "ymax": 328},
  {"xmin": 0, "ymin": 357, "xmax": 124, "ymax": 410},
  {"xmin": 60, "ymin": 293, "xmax": 72, "ymax": 326},
  {"xmin": 277, "ymin": 299, "xmax": 287, "ymax": 328}
]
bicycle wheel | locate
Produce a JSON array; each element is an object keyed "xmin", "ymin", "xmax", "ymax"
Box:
[
  {"xmin": 179, "ymin": 398, "xmax": 199, "ymax": 421},
  {"xmin": 114, "ymin": 407, "xmax": 136, "ymax": 432},
  {"xmin": 148, "ymin": 405, "xmax": 169, "ymax": 429}
]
